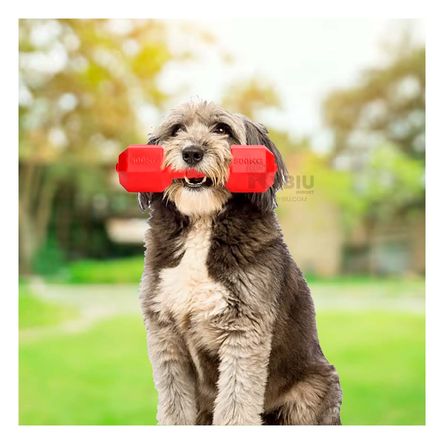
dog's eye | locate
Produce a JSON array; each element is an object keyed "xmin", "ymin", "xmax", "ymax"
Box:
[
  {"xmin": 170, "ymin": 124, "xmax": 185, "ymax": 137},
  {"xmin": 212, "ymin": 123, "xmax": 232, "ymax": 136}
]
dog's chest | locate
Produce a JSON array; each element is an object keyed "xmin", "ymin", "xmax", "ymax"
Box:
[{"xmin": 153, "ymin": 218, "xmax": 229, "ymax": 347}]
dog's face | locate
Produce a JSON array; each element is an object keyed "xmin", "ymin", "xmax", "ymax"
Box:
[{"xmin": 139, "ymin": 100, "xmax": 287, "ymax": 216}]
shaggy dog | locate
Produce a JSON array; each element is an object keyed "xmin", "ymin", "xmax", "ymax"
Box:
[{"xmin": 138, "ymin": 100, "xmax": 342, "ymax": 425}]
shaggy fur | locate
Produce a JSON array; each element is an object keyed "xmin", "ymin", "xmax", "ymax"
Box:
[{"xmin": 138, "ymin": 100, "xmax": 342, "ymax": 425}]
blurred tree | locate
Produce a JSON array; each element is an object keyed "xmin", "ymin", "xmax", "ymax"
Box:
[
  {"xmin": 222, "ymin": 77, "xmax": 281, "ymax": 120},
  {"xmin": 323, "ymin": 34, "xmax": 425, "ymax": 225},
  {"xmin": 323, "ymin": 42, "xmax": 425, "ymax": 162},
  {"xmin": 356, "ymin": 143, "xmax": 424, "ymax": 219},
  {"xmin": 19, "ymin": 19, "xmax": 195, "ymax": 273},
  {"xmin": 322, "ymin": 32, "xmax": 425, "ymax": 274}
]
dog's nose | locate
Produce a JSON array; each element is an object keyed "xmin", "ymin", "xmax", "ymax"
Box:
[{"xmin": 182, "ymin": 146, "xmax": 204, "ymax": 166}]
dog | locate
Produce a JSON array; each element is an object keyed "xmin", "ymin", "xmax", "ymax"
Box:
[{"xmin": 138, "ymin": 100, "xmax": 342, "ymax": 425}]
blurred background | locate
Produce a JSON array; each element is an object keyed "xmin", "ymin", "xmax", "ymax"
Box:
[{"xmin": 19, "ymin": 19, "xmax": 425, "ymax": 425}]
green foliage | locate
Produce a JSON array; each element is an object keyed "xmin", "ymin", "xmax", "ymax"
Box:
[
  {"xmin": 18, "ymin": 19, "xmax": 201, "ymax": 273},
  {"xmin": 19, "ymin": 286, "xmax": 77, "ymax": 328},
  {"xmin": 323, "ymin": 36, "xmax": 425, "ymax": 224},
  {"xmin": 299, "ymin": 152, "xmax": 366, "ymax": 227},
  {"xmin": 324, "ymin": 44, "xmax": 425, "ymax": 160},
  {"xmin": 50, "ymin": 255, "xmax": 427, "ymax": 287},
  {"xmin": 63, "ymin": 256, "xmax": 144, "ymax": 284},
  {"xmin": 19, "ymin": 20, "xmax": 425, "ymax": 279},
  {"xmin": 19, "ymin": 19, "xmax": 193, "ymax": 154},
  {"xmin": 300, "ymin": 141, "xmax": 425, "ymax": 229},
  {"xmin": 31, "ymin": 234, "xmax": 66, "ymax": 276},
  {"xmin": 357, "ymin": 143, "xmax": 424, "ymax": 217}
]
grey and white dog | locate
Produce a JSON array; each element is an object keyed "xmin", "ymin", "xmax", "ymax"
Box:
[{"xmin": 138, "ymin": 100, "xmax": 342, "ymax": 425}]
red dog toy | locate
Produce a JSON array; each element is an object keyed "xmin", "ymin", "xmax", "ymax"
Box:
[{"xmin": 116, "ymin": 145, "xmax": 277, "ymax": 193}]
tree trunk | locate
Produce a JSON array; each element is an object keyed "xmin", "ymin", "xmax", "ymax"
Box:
[{"xmin": 19, "ymin": 162, "xmax": 57, "ymax": 275}]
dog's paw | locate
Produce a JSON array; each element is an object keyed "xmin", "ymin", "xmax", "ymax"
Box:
[{"xmin": 213, "ymin": 411, "xmax": 262, "ymax": 426}]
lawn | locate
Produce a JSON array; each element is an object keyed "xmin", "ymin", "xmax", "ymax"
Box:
[
  {"xmin": 318, "ymin": 311, "xmax": 425, "ymax": 425},
  {"xmin": 20, "ymin": 316, "xmax": 156, "ymax": 425},
  {"xmin": 19, "ymin": 288, "xmax": 425, "ymax": 425},
  {"xmin": 19, "ymin": 285, "xmax": 78, "ymax": 329}
]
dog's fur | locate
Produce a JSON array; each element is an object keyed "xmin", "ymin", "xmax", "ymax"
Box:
[{"xmin": 138, "ymin": 100, "xmax": 342, "ymax": 425}]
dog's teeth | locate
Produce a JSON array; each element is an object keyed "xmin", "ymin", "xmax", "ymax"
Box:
[{"xmin": 184, "ymin": 176, "xmax": 207, "ymax": 187}]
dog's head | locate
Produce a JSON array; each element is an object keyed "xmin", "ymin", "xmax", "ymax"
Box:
[{"xmin": 139, "ymin": 100, "xmax": 287, "ymax": 216}]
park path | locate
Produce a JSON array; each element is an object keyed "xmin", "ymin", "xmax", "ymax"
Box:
[
  {"xmin": 20, "ymin": 278, "xmax": 424, "ymax": 343},
  {"xmin": 21, "ymin": 280, "xmax": 141, "ymax": 342},
  {"xmin": 310, "ymin": 282, "xmax": 424, "ymax": 313}
]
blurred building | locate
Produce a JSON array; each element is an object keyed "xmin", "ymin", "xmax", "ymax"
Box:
[
  {"xmin": 282, "ymin": 208, "xmax": 424, "ymax": 277},
  {"xmin": 105, "ymin": 193, "xmax": 424, "ymax": 278},
  {"xmin": 343, "ymin": 213, "xmax": 425, "ymax": 276}
]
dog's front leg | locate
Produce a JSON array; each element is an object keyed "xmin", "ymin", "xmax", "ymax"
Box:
[
  {"xmin": 213, "ymin": 325, "xmax": 272, "ymax": 425},
  {"xmin": 147, "ymin": 317, "xmax": 197, "ymax": 425}
]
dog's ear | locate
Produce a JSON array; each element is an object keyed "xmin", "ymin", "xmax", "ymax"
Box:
[
  {"xmin": 138, "ymin": 134, "xmax": 161, "ymax": 211},
  {"xmin": 242, "ymin": 117, "xmax": 288, "ymax": 211}
]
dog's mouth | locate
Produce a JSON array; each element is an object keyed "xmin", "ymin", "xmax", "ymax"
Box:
[{"xmin": 179, "ymin": 177, "xmax": 213, "ymax": 190}]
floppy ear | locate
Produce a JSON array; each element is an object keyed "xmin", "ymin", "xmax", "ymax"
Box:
[
  {"xmin": 242, "ymin": 117, "xmax": 288, "ymax": 211},
  {"xmin": 138, "ymin": 134, "xmax": 161, "ymax": 211}
]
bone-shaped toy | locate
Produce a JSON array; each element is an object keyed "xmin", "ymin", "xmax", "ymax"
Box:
[{"xmin": 116, "ymin": 145, "xmax": 277, "ymax": 193}]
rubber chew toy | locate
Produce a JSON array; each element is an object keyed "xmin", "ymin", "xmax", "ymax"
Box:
[{"xmin": 116, "ymin": 145, "xmax": 277, "ymax": 193}]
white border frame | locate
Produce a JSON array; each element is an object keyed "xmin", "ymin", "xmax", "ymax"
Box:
[{"xmin": 3, "ymin": 1, "xmax": 442, "ymax": 442}]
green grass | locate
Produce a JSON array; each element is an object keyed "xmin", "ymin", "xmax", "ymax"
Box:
[
  {"xmin": 318, "ymin": 311, "xmax": 425, "ymax": 425},
  {"xmin": 19, "ymin": 286, "xmax": 78, "ymax": 329},
  {"xmin": 20, "ymin": 316, "xmax": 157, "ymax": 425},
  {"xmin": 19, "ymin": 309, "xmax": 425, "ymax": 425}
]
